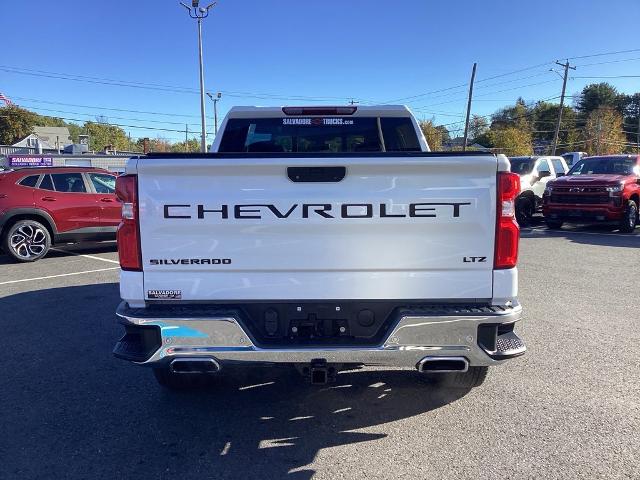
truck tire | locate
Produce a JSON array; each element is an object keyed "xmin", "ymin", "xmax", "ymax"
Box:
[
  {"xmin": 152, "ymin": 367, "xmax": 216, "ymax": 390},
  {"xmin": 421, "ymin": 366, "xmax": 489, "ymax": 389},
  {"xmin": 2, "ymin": 219, "xmax": 52, "ymax": 262},
  {"xmin": 545, "ymin": 219, "xmax": 563, "ymax": 230},
  {"xmin": 619, "ymin": 200, "xmax": 638, "ymax": 233},
  {"xmin": 515, "ymin": 197, "xmax": 534, "ymax": 226}
]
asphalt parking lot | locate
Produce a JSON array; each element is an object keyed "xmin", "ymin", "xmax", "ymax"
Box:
[{"xmin": 2, "ymin": 227, "xmax": 639, "ymax": 480}]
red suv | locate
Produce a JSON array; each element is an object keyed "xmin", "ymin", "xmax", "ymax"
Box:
[
  {"xmin": 0, "ymin": 167, "xmax": 120, "ymax": 262},
  {"xmin": 543, "ymin": 155, "xmax": 640, "ymax": 233}
]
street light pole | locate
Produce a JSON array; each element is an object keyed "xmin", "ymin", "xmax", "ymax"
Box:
[
  {"xmin": 207, "ymin": 91, "xmax": 222, "ymax": 136},
  {"xmin": 180, "ymin": 1, "xmax": 217, "ymax": 153}
]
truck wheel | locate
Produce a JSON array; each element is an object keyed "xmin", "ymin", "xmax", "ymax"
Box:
[
  {"xmin": 421, "ymin": 366, "xmax": 488, "ymax": 389},
  {"xmin": 515, "ymin": 197, "xmax": 534, "ymax": 226},
  {"xmin": 619, "ymin": 200, "xmax": 638, "ymax": 233},
  {"xmin": 545, "ymin": 219, "xmax": 563, "ymax": 230},
  {"xmin": 152, "ymin": 367, "xmax": 216, "ymax": 390},
  {"xmin": 2, "ymin": 219, "xmax": 51, "ymax": 262}
]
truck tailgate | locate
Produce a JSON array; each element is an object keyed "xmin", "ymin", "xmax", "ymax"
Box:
[{"xmin": 136, "ymin": 155, "xmax": 497, "ymax": 301}]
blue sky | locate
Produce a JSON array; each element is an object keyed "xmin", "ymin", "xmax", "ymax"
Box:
[{"xmin": 2, "ymin": 0, "xmax": 639, "ymax": 143}]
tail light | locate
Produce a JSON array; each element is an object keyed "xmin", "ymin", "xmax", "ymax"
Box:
[
  {"xmin": 494, "ymin": 172, "xmax": 520, "ymax": 269},
  {"xmin": 115, "ymin": 174, "xmax": 142, "ymax": 271}
]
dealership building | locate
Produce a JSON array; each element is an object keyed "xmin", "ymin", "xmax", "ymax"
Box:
[{"xmin": 1, "ymin": 126, "xmax": 138, "ymax": 172}]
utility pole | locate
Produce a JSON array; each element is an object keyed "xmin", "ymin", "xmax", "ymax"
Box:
[
  {"xmin": 207, "ymin": 91, "xmax": 222, "ymax": 136},
  {"xmin": 180, "ymin": 1, "xmax": 217, "ymax": 153},
  {"xmin": 551, "ymin": 60, "xmax": 576, "ymax": 155},
  {"xmin": 462, "ymin": 62, "xmax": 477, "ymax": 152},
  {"xmin": 185, "ymin": 124, "xmax": 189, "ymax": 152}
]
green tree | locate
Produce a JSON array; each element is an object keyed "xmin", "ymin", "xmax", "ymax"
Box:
[
  {"xmin": 531, "ymin": 101, "xmax": 579, "ymax": 153},
  {"xmin": 491, "ymin": 98, "xmax": 532, "ymax": 132},
  {"xmin": 583, "ymin": 107, "xmax": 626, "ymax": 155},
  {"xmin": 468, "ymin": 114, "xmax": 489, "ymax": 141},
  {"xmin": 488, "ymin": 127, "xmax": 533, "ymax": 156},
  {"xmin": 576, "ymin": 83, "xmax": 619, "ymax": 116},
  {"xmin": 617, "ymin": 93, "xmax": 640, "ymax": 148},
  {"xmin": 419, "ymin": 119, "xmax": 444, "ymax": 151}
]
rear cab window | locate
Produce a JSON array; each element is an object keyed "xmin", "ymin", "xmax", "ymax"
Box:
[{"xmin": 219, "ymin": 117, "xmax": 421, "ymax": 153}]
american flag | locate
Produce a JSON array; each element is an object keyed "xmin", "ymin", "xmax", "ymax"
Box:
[{"xmin": 0, "ymin": 92, "xmax": 13, "ymax": 105}]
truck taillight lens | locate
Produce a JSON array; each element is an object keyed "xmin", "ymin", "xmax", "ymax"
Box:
[
  {"xmin": 494, "ymin": 172, "xmax": 520, "ymax": 269},
  {"xmin": 115, "ymin": 174, "xmax": 142, "ymax": 271}
]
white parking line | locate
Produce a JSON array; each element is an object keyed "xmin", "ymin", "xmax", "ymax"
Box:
[
  {"xmin": 0, "ymin": 267, "xmax": 119, "ymax": 285},
  {"xmin": 51, "ymin": 248, "xmax": 120, "ymax": 264}
]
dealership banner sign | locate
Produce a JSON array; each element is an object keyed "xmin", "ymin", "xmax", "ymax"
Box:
[{"xmin": 8, "ymin": 156, "xmax": 53, "ymax": 167}]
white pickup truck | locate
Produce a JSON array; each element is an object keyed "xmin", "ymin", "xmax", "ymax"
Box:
[{"xmin": 113, "ymin": 105, "xmax": 525, "ymax": 390}]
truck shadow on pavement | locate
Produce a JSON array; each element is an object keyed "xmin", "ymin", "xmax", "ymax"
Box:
[
  {"xmin": 520, "ymin": 225, "xmax": 639, "ymax": 248},
  {"xmin": 2, "ymin": 283, "xmax": 471, "ymax": 480}
]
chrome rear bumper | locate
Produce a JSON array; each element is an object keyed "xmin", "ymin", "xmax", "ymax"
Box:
[{"xmin": 114, "ymin": 301, "xmax": 524, "ymax": 368}]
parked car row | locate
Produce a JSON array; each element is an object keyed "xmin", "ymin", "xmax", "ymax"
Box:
[{"xmin": 512, "ymin": 154, "xmax": 640, "ymax": 233}]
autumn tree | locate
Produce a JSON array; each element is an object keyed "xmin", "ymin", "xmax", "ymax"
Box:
[
  {"xmin": 488, "ymin": 127, "xmax": 533, "ymax": 156},
  {"xmin": 419, "ymin": 119, "xmax": 444, "ymax": 151},
  {"xmin": 171, "ymin": 137, "xmax": 201, "ymax": 152},
  {"xmin": 83, "ymin": 122, "xmax": 132, "ymax": 151},
  {"xmin": 583, "ymin": 107, "xmax": 626, "ymax": 155},
  {"xmin": 0, "ymin": 105, "xmax": 41, "ymax": 144}
]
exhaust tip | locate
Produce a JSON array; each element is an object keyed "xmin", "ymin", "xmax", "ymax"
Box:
[
  {"xmin": 170, "ymin": 358, "xmax": 220, "ymax": 374},
  {"xmin": 417, "ymin": 356, "xmax": 469, "ymax": 373}
]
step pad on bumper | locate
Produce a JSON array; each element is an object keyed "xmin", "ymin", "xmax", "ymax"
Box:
[{"xmin": 477, "ymin": 323, "xmax": 526, "ymax": 360}]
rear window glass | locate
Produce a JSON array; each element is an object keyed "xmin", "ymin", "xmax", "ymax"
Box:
[
  {"xmin": 19, "ymin": 175, "xmax": 39, "ymax": 187},
  {"xmin": 509, "ymin": 158, "xmax": 535, "ymax": 175},
  {"xmin": 52, "ymin": 173, "xmax": 86, "ymax": 193},
  {"xmin": 380, "ymin": 118, "xmax": 421, "ymax": 152},
  {"xmin": 218, "ymin": 117, "xmax": 420, "ymax": 153},
  {"xmin": 39, "ymin": 174, "xmax": 54, "ymax": 191}
]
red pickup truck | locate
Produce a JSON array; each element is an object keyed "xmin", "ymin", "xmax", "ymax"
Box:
[{"xmin": 542, "ymin": 155, "xmax": 640, "ymax": 232}]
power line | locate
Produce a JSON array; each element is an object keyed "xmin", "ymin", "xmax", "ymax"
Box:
[
  {"xmin": 10, "ymin": 95, "xmax": 203, "ymax": 118},
  {"xmin": 19, "ymin": 104, "xmax": 203, "ymax": 127},
  {"xmin": 0, "ymin": 65, "xmax": 372, "ymax": 103},
  {"xmin": 384, "ymin": 83, "xmax": 469, "ymax": 104},
  {"xmin": 384, "ymin": 64, "xmax": 556, "ymax": 104},
  {"xmin": 567, "ymin": 48, "xmax": 640, "ymax": 60},
  {"xmin": 388, "ymin": 49, "xmax": 640, "ymax": 106},
  {"xmin": 572, "ymin": 75, "xmax": 640, "ymax": 79},
  {"xmin": 574, "ymin": 56, "xmax": 640, "ymax": 68},
  {"xmin": 474, "ymin": 62, "xmax": 554, "ymax": 83},
  {"xmin": 413, "ymin": 80, "xmax": 560, "ymax": 110}
]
